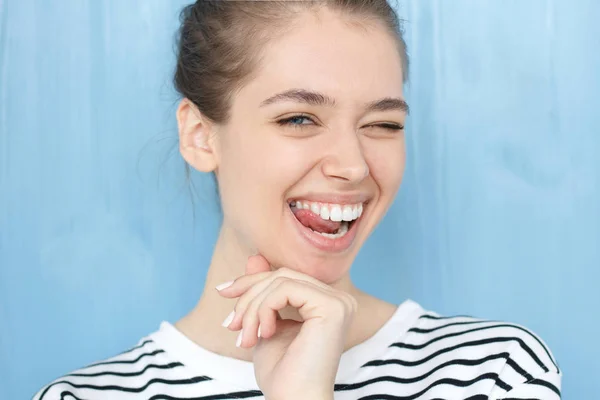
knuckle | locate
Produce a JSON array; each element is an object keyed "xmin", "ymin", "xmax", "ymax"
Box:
[
  {"xmin": 242, "ymin": 308, "xmax": 254, "ymax": 325},
  {"xmin": 257, "ymin": 301, "xmax": 270, "ymax": 318},
  {"xmin": 234, "ymin": 293, "xmax": 252, "ymax": 313},
  {"xmin": 232, "ymin": 301, "xmax": 244, "ymax": 314},
  {"xmin": 242, "ymin": 301, "xmax": 260, "ymax": 324}
]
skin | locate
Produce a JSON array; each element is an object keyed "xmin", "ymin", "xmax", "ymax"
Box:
[{"xmin": 175, "ymin": 7, "xmax": 408, "ymax": 399}]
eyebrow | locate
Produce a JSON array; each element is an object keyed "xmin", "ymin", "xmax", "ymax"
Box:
[{"xmin": 259, "ymin": 89, "xmax": 409, "ymax": 115}]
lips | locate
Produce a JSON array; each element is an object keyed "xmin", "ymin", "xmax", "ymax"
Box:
[
  {"xmin": 292, "ymin": 207, "xmax": 342, "ymax": 234},
  {"xmin": 288, "ymin": 203, "xmax": 364, "ymax": 252}
]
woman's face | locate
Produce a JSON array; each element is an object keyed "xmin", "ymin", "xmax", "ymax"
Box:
[{"xmin": 214, "ymin": 9, "xmax": 407, "ymax": 284}]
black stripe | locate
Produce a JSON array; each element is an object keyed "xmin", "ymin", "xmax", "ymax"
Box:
[
  {"xmin": 56, "ymin": 390, "xmax": 266, "ymax": 400},
  {"xmin": 336, "ymin": 374, "xmax": 511, "ymax": 392},
  {"xmin": 38, "ymin": 350, "xmax": 169, "ymax": 399},
  {"xmin": 415, "ymin": 320, "xmax": 559, "ymax": 374},
  {"xmin": 430, "ymin": 397, "xmax": 488, "ymax": 400},
  {"xmin": 148, "ymin": 390, "xmax": 264, "ymax": 399},
  {"xmin": 501, "ymin": 398, "xmax": 539, "ymax": 400},
  {"xmin": 382, "ymin": 337, "xmax": 541, "ymax": 381},
  {"xmin": 428, "ymin": 398, "xmax": 487, "ymax": 400},
  {"xmin": 39, "ymin": 376, "xmax": 212, "ymax": 394},
  {"xmin": 84, "ymin": 349, "xmax": 165, "ymax": 367},
  {"xmin": 354, "ymin": 373, "xmax": 502, "ymax": 400},
  {"xmin": 364, "ymin": 352, "xmax": 508, "ymax": 369},
  {"xmin": 336, "ymin": 354, "xmax": 513, "ymax": 391},
  {"xmin": 363, "ymin": 352, "xmax": 525, "ymax": 384},
  {"xmin": 364, "ymin": 352, "xmax": 533, "ymax": 382},
  {"xmin": 410, "ymin": 320, "xmax": 501, "ymax": 334},
  {"xmin": 529, "ymin": 378, "xmax": 561, "ymax": 396},
  {"xmin": 59, "ymin": 391, "xmax": 85, "ymax": 400},
  {"xmin": 505, "ymin": 357, "xmax": 535, "ymax": 382},
  {"xmin": 67, "ymin": 362, "xmax": 184, "ymax": 378},
  {"xmin": 392, "ymin": 326, "xmax": 551, "ymax": 373},
  {"xmin": 419, "ymin": 313, "xmax": 474, "ymax": 320}
]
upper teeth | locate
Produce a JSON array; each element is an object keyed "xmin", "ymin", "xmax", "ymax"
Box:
[{"xmin": 291, "ymin": 200, "xmax": 363, "ymax": 222}]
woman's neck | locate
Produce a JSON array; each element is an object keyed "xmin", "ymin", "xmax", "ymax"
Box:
[{"xmin": 175, "ymin": 224, "xmax": 397, "ymax": 362}]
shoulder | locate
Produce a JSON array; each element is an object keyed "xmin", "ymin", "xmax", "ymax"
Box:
[
  {"xmin": 32, "ymin": 337, "xmax": 170, "ymax": 400},
  {"xmin": 407, "ymin": 307, "xmax": 561, "ymax": 398}
]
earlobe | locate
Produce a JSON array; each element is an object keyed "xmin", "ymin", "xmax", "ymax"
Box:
[{"xmin": 176, "ymin": 98, "xmax": 218, "ymax": 173}]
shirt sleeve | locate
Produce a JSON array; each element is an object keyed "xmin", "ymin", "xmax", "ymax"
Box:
[{"xmin": 494, "ymin": 371, "xmax": 562, "ymax": 400}]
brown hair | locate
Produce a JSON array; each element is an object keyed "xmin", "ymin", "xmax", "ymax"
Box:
[{"xmin": 173, "ymin": 0, "xmax": 409, "ymax": 125}]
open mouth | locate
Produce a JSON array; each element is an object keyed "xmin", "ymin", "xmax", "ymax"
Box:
[{"xmin": 288, "ymin": 200, "xmax": 365, "ymax": 250}]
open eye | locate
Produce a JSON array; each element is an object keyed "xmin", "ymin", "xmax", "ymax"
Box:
[{"xmin": 276, "ymin": 114, "xmax": 316, "ymax": 128}]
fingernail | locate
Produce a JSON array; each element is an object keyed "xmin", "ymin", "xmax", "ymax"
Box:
[
  {"xmin": 221, "ymin": 311, "xmax": 235, "ymax": 328},
  {"xmin": 236, "ymin": 330, "xmax": 243, "ymax": 347},
  {"xmin": 215, "ymin": 280, "xmax": 234, "ymax": 291},
  {"xmin": 257, "ymin": 324, "xmax": 261, "ymax": 338}
]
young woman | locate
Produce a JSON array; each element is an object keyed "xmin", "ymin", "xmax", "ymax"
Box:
[{"xmin": 34, "ymin": 1, "xmax": 561, "ymax": 399}]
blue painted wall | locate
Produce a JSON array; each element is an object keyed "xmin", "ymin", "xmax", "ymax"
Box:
[{"xmin": 1, "ymin": 1, "xmax": 598, "ymax": 398}]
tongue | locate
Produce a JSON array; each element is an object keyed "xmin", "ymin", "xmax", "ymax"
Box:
[{"xmin": 292, "ymin": 208, "xmax": 341, "ymax": 234}]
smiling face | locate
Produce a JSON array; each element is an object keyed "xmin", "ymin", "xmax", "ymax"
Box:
[{"xmin": 185, "ymin": 8, "xmax": 407, "ymax": 284}]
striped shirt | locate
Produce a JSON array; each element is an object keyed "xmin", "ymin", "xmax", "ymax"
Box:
[{"xmin": 33, "ymin": 299, "xmax": 561, "ymax": 399}]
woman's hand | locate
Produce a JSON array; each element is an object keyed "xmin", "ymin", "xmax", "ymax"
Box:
[{"xmin": 216, "ymin": 254, "xmax": 357, "ymax": 400}]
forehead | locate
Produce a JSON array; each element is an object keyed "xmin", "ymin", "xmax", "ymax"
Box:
[{"xmin": 242, "ymin": 9, "xmax": 405, "ymax": 105}]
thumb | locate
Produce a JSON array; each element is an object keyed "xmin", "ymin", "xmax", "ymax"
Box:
[{"xmin": 245, "ymin": 254, "xmax": 271, "ymax": 275}]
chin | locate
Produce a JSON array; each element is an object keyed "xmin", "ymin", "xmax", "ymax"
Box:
[{"xmin": 271, "ymin": 248, "xmax": 358, "ymax": 285}]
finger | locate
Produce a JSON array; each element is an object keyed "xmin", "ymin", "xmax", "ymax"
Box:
[
  {"xmin": 256, "ymin": 280, "xmax": 351, "ymax": 340},
  {"xmin": 237, "ymin": 280, "xmax": 357, "ymax": 348},
  {"xmin": 223, "ymin": 267, "xmax": 334, "ymax": 331},
  {"xmin": 261, "ymin": 279, "xmax": 331, "ymax": 320},
  {"xmin": 216, "ymin": 255, "xmax": 272, "ymax": 298},
  {"xmin": 238, "ymin": 278, "xmax": 326, "ymax": 348},
  {"xmin": 225, "ymin": 274, "xmax": 284, "ymax": 331},
  {"xmin": 216, "ymin": 270, "xmax": 271, "ymax": 297},
  {"xmin": 237, "ymin": 277, "xmax": 289, "ymax": 348},
  {"xmin": 245, "ymin": 254, "xmax": 271, "ymax": 275},
  {"xmin": 218, "ymin": 266, "xmax": 332, "ymax": 299}
]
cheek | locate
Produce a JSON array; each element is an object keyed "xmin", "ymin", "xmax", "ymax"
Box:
[
  {"xmin": 364, "ymin": 138, "xmax": 406, "ymax": 194},
  {"xmin": 216, "ymin": 132, "xmax": 311, "ymax": 230},
  {"xmin": 230, "ymin": 134, "xmax": 319, "ymax": 193},
  {"xmin": 215, "ymin": 132, "xmax": 271, "ymax": 228}
]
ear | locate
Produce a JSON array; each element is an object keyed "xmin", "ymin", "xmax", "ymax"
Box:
[{"xmin": 176, "ymin": 98, "xmax": 218, "ymax": 173}]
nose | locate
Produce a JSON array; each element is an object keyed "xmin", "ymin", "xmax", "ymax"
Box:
[{"xmin": 320, "ymin": 130, "xmax": 370, "ymax": 183}]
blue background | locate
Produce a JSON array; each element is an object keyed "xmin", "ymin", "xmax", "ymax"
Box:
[{"xmin": 1, "ymin": 1, "xmax": 598, "ymax": 398}]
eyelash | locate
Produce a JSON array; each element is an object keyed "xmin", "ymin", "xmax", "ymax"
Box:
[{"xmin": 276, "ymin": 115, "xmax": 404, "ymax": 131}]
